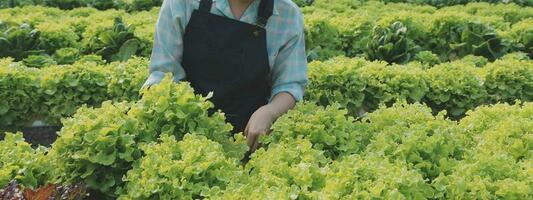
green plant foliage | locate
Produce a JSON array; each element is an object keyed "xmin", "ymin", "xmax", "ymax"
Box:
[
  {"xmin": 362, "ymin": 103, "xmax": 466, "ymax": 180},
  {"xmin": 77, "ymin": 54, "xmax": 105, "ymax": 64},
  {"xmin": 313, "ymin": 154, "xmax": 434, "ymax": 199},
  {"xmin": 53, "ymin": 47, "xmax": 80, "ymax": 65},
  {"xmin": 43, "ymin": 0, "xmax": 86, "ymax": 9},
  {"xmin": 48, "ymin": 77, "xmax": 247, "ymax": 198},
  {"xmin": 129, "ymin": 75, "xmax": 247, "ymax": 160},
  {"xmin": 304, "ymin": 9, "xmax": 344, "ymax": 61},
  {"xmin": 39, "ymin": 62, "xmax": 110, "ymax": 124},
  {"xmin": 305, "ymin": 57, "xmax": 366, "ymax": 115},
  {"xmin": 458, "ymin": 102, "xmax": 533, "ymax": 151},
  {"xmin": 105, "ymin": 57, "xmax": 147, "ymax": 102},
  {"xmin": 458, "ymin": 22, "xmax": 508, "ymax": 61},
  {"xmin": 504, "ymin": 18, "xmax": 533, "ymax": 58},
  {"xmin": 128, "ymin": 0, "xmax": 162, "ymax": 11},
  {"xmin": 366, "ymin": 21, "xmax": 419, "ymax": 64},
  {"xmin": 481, "ymin": 57, "xmax": 533, "ymax": 103},
  {"xmin": 89, "ymin": 0, "xmax": 117, "ymax": 10},
  {"xmin": 293, "ymin": 0, "xmax": 315, "ymax": 7},
  {"xmin": 0, "ymin": 132, "xmax": 51, "ymax": 189},
  {"xmin": 22, "ymin": 54, "xmax": 56, "ymax": 68},
  {"xmin": 36, "ymin": 23, "xmax": 80, "ymax": 55},
  {"xmin": 380, "ymin": 0, "xmax": 533, "ymax": 8},
  {"xmin": 265, "ymin": 102, "xmax": 370, "ymax": 160},
  {"xmin": 434, "ymin": 103, "xmax": 533, "ymax": 199},
  {"xmin": 86, "ymin": 17, "xmax": 141, "ymax": 63},
  {"xmin": 0, "ymin": 59, "xmax": 41, "ymax": 128},
  {"xmin": 414, "ymin": 50, "xmax": 441, "ymax": 67},
  {"xmin": 0, "ymin": 23, "xmax": 44, "ymax": 61},
  {"xmin": 0, "ymin": 0, "xmax": 40, "ymax": 8},
  {"xmin": 217, "ymin": 139, "xmax": 329, "ymax": 199},
  {"xmin": 118, "ymin": 134, "xmax": 241, "ymax": 199},
  {"xmin": 424, "ymin": 62, "xmax": 487, "ymax": 117},
  {"xmin": 358, "ymin": 62, "xmax": 428, "ymax": 110},
  {"xmin": 48, "ymin": 101, "xmax": 140, "ymax": 197},
  {"xmin": 457, "ymin": 54, "xmax": 489, "ymax": 67}
]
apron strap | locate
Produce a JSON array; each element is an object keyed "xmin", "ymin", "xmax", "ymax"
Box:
[
  {"xmin": 257, "ymin": 0, "xmax": 274, "ymax": 27},
  {"xmin": 199, "ymin": 0, "xmax": 213, "ymax": 12}
]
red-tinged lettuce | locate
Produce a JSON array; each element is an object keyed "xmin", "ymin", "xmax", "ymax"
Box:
[
  {"xmin": 313, "ymin": 155, "xmax": 434, "ymax": 199},
  {"xmin": 362, "ymin": 103, "xmax": 466, "ymax": 180},
  {"xmin": 265, "ymin": 102, "xmax": 370, "ymax": 160},
  {"xmin": 118, "ymin": 134, "xmax": 241, "ymax": 200},
  {"xmin": 217, "ymin": 139, "xmax": 328, "ymax": 199},
  {"xmin": 0, "ymin": 133, "xmax": 52, "ymax": 189}
]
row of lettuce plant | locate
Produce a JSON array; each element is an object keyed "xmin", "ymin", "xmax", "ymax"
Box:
[
  {"xmin": 1, "ymin": 52, "xmax": 531, "ymax": 130},
  {"xmin": 0, "ymin": 0, "xmax": 162, "ymax": 11},
  {"xmin": 303, "ymin": 1, "xmax": 533, "ymax": 62},
  {"xmin": 1, "ymin": 2, "xmax": 531, "ymax": 65},
  {"xmin": 0, "ymin": 57, "xmax": 147, "ymax": 129},
  {"xmin": 306, "ymin": 53, "xmax": 533, "ymax": 119},
  {"xmin": 2, "ymin": 77, "xmax": 531, "ymax": 199}
]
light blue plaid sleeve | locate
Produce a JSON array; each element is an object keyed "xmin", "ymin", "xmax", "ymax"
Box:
[
  {"xmin": 269, "ymin": 10, "xmax": 308, "ymax": 102},
  {"xmin": 143, "ymin": 0, "xmax": 186, "ymax": 88}
]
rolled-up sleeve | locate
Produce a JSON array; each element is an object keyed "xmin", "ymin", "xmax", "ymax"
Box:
[
  {"xmin": 143, "ymin": 0, "xmax": 186, "ymax": 88},
  {"xmin": 270, "ymin": 12, "xmax": 308, "ymax": 102}
]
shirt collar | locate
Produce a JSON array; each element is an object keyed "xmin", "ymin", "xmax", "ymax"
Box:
[{"xmin": 210, "ymin": 0, "xmax": 280, "ymax": 16}]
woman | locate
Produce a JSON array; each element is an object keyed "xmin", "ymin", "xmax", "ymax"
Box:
[{"xmin": 143, "ymin": 0, "xmax": 308, "ymax": 151}]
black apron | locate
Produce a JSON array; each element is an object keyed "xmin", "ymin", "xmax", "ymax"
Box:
[{"xmin": 182, "ymin": 0, "xmax": 273, "ymax": 133}]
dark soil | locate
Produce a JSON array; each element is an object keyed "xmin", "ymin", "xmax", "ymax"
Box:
[{"xmin": 21, "ymin": 126, "xmax": 61, "ymax": 147}]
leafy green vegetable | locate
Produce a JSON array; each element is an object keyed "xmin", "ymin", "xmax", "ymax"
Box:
[
  {"xmin": 0, "ymin": 23, "xmax": 44, "ymax": 61},
  {"xmin": 0, "ymin": 59, "xmax": 41, "ymax": 128},
  {"xmin": 53, "ymin": 47, "xmax": 80, "ymax": 65},
  {"xmin": 22, "ymin": 54, "xmax": 56, "ymax": 68},
  {"xmin": 414, "ymin": 51, "xmax": 441, "ymax": 67},
  {"xmin": 0, "ymin": 132, "xmax": 52, "ymax": 189},
  {"xmin": 48, "ymin": 101, "xmax": 140, "ymax": 197},
  {"xmin": 358, "ymin": 61, "xmax": 428, "ymax": 111},
  {"xmin": 118, "ymin": 134, "xmax": 241, "ymax": 199},
  {"xmin": 362, "ymin": 103, "xmax": 466, "ymax": 180},
  {"xmin": 366, "ymin": 21, "xmax": 420, "ymax": 64},
  {"xmin": 313, "ymin": 154, "xmax": 434, "ymax": 199},
  {"xmin": 265, "ymin": 102, "xmax": 370, "ymax": 160},
  {"xmin": 305, "ymin": 57, "xmax": 367, "ymax": 116},
  {"xmin": 129, "ymin": 75, "xmax": 247, "ymax": 160},
  {"xmin": 424, "ymin": 61, "xmax": 487, "ymax": 118},
  {"xmin": 86, "ymin": 17, "xmax": 141, "ymax": 63},
  {"xmin": 481, "ymin": 57, "xmax": 533, "ymax": 104},
  {"xmin": 434, "ymin": 103, "xmax": 533, "ymax": 199},
  {"xmin": 217, "ymin": 139, "xmax": 328, "ymax": 199}
]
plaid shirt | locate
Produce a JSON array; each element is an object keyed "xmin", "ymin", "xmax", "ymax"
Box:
[{"xmin": 144, "ymin": 0, "xmax": 308, "ymax": 101}]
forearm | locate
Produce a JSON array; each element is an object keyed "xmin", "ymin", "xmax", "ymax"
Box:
[{"xmin": 264, "ymin": 92, "xmax": 296, "ymax": 121}]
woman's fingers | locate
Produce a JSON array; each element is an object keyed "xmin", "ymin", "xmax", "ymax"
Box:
[
  {"xmin": 246, "ymin": 131, "xmax": 258, "ymax": 147},
  {"xmin": 251, "ymin": 138, "xmax": 261, "ymax": 151}
]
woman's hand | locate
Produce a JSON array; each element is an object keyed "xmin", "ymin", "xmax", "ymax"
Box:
[
  {"xmin": 244, "ymin": 92, "xmax": 297, "ymax": 152},
  {"xmin": 245, "ymin": 105, "xmax": 275, "ymax": 151}
]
